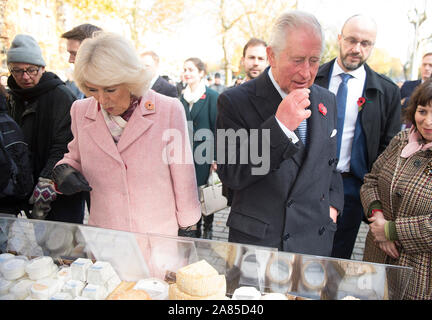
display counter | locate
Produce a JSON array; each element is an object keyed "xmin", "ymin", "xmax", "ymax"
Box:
[{"xmin": 0, "ymin": 215, "xmax": 412, "ymax": 300}]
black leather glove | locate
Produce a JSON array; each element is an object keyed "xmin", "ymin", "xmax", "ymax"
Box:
[
  {"xmin": 178, "ymin": 224, "xmax": 200, "ymax": 238},
  {"xmin": 52, "ymin": 164, "xmax": 92, "ymax": 195}
]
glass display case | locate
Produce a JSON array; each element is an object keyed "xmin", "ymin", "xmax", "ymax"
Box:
[{"xmin": 0, "ymin": 215, "xmax": 412, "ymax": 300}]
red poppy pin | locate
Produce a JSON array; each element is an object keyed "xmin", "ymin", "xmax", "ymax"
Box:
[
  {"xmin": 144, "ymin": 101, "xmax": 155, "ymax": 110},
  {"xmin": 200, "ymin": 94, "xmax": 206, "ymax": 100},
  {"xmin": 318, "ymin": 103, "xmax": 327, "ymax": 116},
  {"xmin": 357, "ymin": 97, "xmax": 366, "ymax": 112}
]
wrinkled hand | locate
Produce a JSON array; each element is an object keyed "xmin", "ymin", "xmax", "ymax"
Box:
[
  {"xmin": 275, "ymin": 88, "xmax": 311, "ymax": 131},
  {"xmin": 178, "ymin": 224, "xmax": 200, "ymax": 238},
  {"xmin": 377, "ymin": 241, "xmax": 399, "ymax": 259},
  {"xmin": 52, "ymin": 164, "xmax": 92, "ymax": 195},
  {"xmin": 29, "ymin": 177, "xmax": 57, "ymax": 219},
  {"xmin": 368, "ymin": 210, "xmax": 387, "ymax": 242}
]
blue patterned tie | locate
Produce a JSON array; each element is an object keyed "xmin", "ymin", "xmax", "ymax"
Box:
[
  {"xmin": 297, "ymin": 119, "xmax": 307, "ymax": 146},
  {"xmin": 336, "ymin": 73, "xmax": 352, "ymax": 157}
]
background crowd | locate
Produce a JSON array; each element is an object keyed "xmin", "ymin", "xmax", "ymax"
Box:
[{"xmin": 0, "ymin": 9, "xmax": 431, "ymax": 300}]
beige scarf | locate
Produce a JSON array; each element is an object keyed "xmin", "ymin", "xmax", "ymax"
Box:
[
  {"xmin": 183, "ymin": 81, "xmax": 206, "ymax": 111},
  {"xmin": 100, "ymin": 96, "xmax": 140, "ymax": 144}
]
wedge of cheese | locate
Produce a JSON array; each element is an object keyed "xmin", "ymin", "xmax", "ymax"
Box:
[
  {"xmin": 109, "ymin": 289, "xmax": 151, "ymax": 300},
  {"xmin": 176, "ymin": 260, "xmax": 226, "ymax": 297},
  {"xmin": 106, "ymin": 281, "xmax": 136, "ymax": 300},
  {"xmin": 169, "ymin": 281, "xmax": 226, "ymax": 300}
]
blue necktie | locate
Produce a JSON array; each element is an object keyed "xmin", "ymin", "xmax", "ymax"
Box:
[
  {"xmin": 336, "ymin": 73, "xmax": 352, "ymax": 157},
  {"xmin": 297, "ymin": 119, "xmax": 307, "ymax": 146}
]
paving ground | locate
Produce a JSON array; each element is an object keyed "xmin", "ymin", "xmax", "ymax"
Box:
[{"xmin": 212, "ymin": 206, "xmax": 368, "ymax": 261}]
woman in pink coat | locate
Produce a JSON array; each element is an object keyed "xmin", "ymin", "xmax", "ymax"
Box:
[{"xmin": 52, "ymin": 32, "xmax": 201, "ymax": 237}]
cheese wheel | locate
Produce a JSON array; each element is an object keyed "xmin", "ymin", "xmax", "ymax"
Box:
[
  {"xmin": 176, "ymin": 260, "xmax": 225, "ymax": 297},
  {"xmin": 0, "ymin": 253, "xmax": 15, "ymax": 265},
  {"xmin": 1, "ymin": 258, "xmax": 26, "ymax": 280},
  {"xmin": 25, "ymin": 256, "xmax": 56, "ymax": 281},
  {"xmin": 9, "ymin": 279, "xmax": 34, "ymax": 300},
  {"xmin": 31, "ymin": 278, "xmax": 62, "ymax": 300},
  {"xmin": 0, "ymin": 278, "xmax": 13, "ymax": 295},
  {"xmin": 168, "ymin": 283, "xmax": 226, "ymax": 300}
]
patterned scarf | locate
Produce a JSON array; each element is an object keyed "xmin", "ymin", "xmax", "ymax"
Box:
[
  {"xmin": 400, "ymin": 127, "xmax": 432, "ymax": 158},
  {"xmin": 101, "ymin": 95, "xmax": 141, "ymax": 144}
]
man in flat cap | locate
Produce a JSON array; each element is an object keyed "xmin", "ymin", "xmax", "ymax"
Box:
[{"xmin": 6, "ymin": 34, "xmax": 85, "ymax": 223}]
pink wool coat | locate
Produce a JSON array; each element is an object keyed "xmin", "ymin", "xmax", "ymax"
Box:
[{"xmin": 56, "ymin": 89, "xmax": 201, "ymax": 236}]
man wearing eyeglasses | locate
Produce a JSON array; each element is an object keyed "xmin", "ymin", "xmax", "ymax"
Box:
[
  {"xmin": 6, "ymin": 34, "xmax": 85, "ymax": 224},
  {"xmin": 315, "ymin": 15, "xmax": 401, "ymax": 259}
]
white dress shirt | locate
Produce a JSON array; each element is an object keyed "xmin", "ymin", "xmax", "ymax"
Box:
[{"xmin": 329, "ymin": 61, "xmax": 366, "ymax": 173}]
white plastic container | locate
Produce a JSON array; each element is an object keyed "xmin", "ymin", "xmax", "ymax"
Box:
[{"xmin": 133, "ymin": 278, "xmax": 169, "ymax": 300}]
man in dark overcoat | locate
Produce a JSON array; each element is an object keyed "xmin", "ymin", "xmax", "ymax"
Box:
[
  {"xmin": 216, "ymin": 11, "xmax": 344, "ymax": 256},
  {"xmin": 314, "ymin": 15, "xmax": 401, "ymax": 258}
]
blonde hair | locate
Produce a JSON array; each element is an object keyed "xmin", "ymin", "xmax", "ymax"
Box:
[{"xmin": 74, "ymin": 32, "xmax": 151, "ymax": 97}]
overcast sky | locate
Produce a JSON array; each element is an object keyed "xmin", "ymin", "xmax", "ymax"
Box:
[
  {"xmin": 138, "ymin": 0, "xmax": 431, "ymax": 79},
  {"xmin": 298, "ymin": 0, "xmax": 430, "ymax": 62}
]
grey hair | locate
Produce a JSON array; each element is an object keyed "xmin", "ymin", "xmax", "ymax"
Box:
[
  {"xmin": 268, "ymin": 10, "xmax": 324, "ymax": 55},
  {"xmin": 74, "ymin": 32, "xmax": 152, "ymax": 97}
]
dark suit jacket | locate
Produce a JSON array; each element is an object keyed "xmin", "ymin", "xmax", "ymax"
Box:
[
  {"xmin": 180, "ymin": 87, "xmax": 218, "ymax": 186},
  {"xmin": 315, "ymin": 59, "xmax": 402, "ymax": 172},
  {"xmin": 400, "ymin": 79, "xmax": 421, "ymax": 109},
  {"xmin": 216, "ymin": 69, "xmax": 344, "ymax": 256},
  {"xmin": 152, "ymin": 76, "xmax": 178, "ymax": 98}
]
